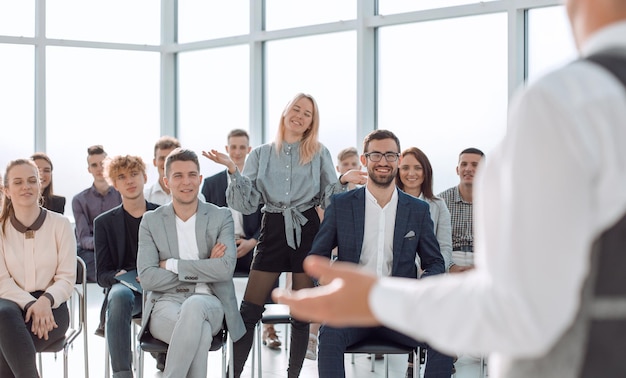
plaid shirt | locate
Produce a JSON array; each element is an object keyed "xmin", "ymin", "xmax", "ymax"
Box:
[{"xmin": 438, "ymin": 186, "xmax": 473, "ymax": 251}]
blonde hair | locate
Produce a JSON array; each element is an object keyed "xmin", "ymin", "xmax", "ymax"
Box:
[
  {"xmin": 275, "ymin": 93, "xmax": 321, "ymax": 165},
  {"xmin": 1, "ymin": 159, "xmax": 42, "ymax": 232}
]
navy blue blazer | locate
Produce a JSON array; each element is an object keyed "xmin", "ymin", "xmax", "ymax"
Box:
[
  {"xmin": 201, "ymin": 169, "xmax": 262, "ymax": 241},
  {"xmin": 94, "ymin": 201, "xmax": 159, "ymax": 288},
  {"xmin": 309, "ymin": 187, "xmax": 444, "ymax": 278}
]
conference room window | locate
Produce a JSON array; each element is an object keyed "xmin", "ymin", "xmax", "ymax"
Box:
[
  {"xmin": 0, "ymin": 1, "xmax": 33, "ymax": 37},
  {"xmin": 46, "ymin": 0, "xmax": 160, "ymax": 45},
  {"xmin": 0, "ymin": 44, "xmax": 34, "ymax": 164},
  {"xmin": 377, "ymin": 12, "xmax": 508, "ymax": 193},
  {"xmin": 378, "ymin": 0, "xmax": 497, "ymax": 15},
  {"xmin": 527, "ymin": 5, "xmax": 578, "ymax": 85},
  {"xmin": 265, "ymin": 0, "xmax": 356, "ymax": 31},
  {"xmin": 178, "ymin": 44, "xmax": 250, "ymax": 179},
  {"xmin": 46, "ymin": 46, "xmax": 160, "ymax": 208},
  {"xmin": 178, "ymin": 0, "xmax": 249, "ymax": 43}
]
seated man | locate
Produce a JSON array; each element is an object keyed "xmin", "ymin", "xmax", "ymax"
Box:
[
  {"xmin": 137, "ymin": 148, "xmax": 245, "ymax": 377},
  {"xmin": 94, "ymin": 155, "xmax": 160, "ymax": 377},
  {"xmin": 310, "ymin": 130, "xmax": 453, "ymax": 378}
]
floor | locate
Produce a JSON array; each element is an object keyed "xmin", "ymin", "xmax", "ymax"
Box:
[{"xmin": 38, "ymin": 277, "xmax": 487, "ymax": 377}]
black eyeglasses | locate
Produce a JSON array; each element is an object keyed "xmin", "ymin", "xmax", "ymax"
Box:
[{"xmin": 364, "ymin": 152, "xmax": 400, "ymax": 162}]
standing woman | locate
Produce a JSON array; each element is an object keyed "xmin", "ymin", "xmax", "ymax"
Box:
[
  {"xmin": 203, "ymin": 93, "xmax": 338, "ymax": 377},
  {"xmin": 0, "ymin": 159, "xmax": 76, "ymax": 377},
  {"xmin": 31, "ymin": 153, "xmax": 66, "ymax": 214}
]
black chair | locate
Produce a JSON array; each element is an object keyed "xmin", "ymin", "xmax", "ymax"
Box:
[
  {"xmin": 345, "ymin": 337, "xmax": 419, "ymax": 378},
  {"xmin": 37, "ymin": 256, "xmax": 90, "ymax": 378},
  {"xmin": 137, "ymin": 313, "xmax": 232, "ymax": 378},
  {"xmin": 252, "ymin": 303, "xmax": 292, "ymax": 378}
]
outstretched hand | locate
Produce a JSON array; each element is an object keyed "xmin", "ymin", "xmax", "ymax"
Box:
[
  {"xmin": 202, "ymin": 150, "xmax": 237, "ymax": 174},
  {"xmin": 272, "ymin": 255, "xmax": 381, "ymax": 327}
]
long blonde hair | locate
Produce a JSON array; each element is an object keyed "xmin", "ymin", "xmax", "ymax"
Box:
[
  {"xmin": 275, "ymin": 93, "xmax": 321, "ymax": 165},
  {"xmin": 1, "ymin": 159, "xmax": 42, "ymax": 232}
]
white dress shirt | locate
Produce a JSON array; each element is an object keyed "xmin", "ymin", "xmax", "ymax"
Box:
[
  {"xmin": 360, "ymin": 187, "xmax": 398, "ymax": 277},
  {"xmin": 369, "ymin": 20, "xmax": 626, "ymax": 377},
  {"xmin": 166, "ymin": 214, "xmax": 211, "ymax": 294}
]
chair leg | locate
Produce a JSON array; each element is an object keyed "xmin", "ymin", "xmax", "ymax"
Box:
[
  {"xmin": 370, "ymin": 354, "xmax": 375, "ymax": 372},
  {"xmin": 256, "ymin": 321, "xmax": 262, "ymax": 378},
  {"xmin": 38, "ymin": 353, "xmax": 43, "ymax": 378},
  {"xmin": 413, "ymin": 348, "xmax": 419, "ymax": 378},
  {"xmin": 384, "ymin": 354, "xmax": 389, "ymax": 378},
  {"xmin": 104, "ymin": 339, "xmax": 110, "ymax": 378},
  {"xmin": 229, "ymin": 335, "xmax": 235, "ymax": 378}
]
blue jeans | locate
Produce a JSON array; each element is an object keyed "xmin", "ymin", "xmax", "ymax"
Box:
[
  {"xmin": 106, "ymin": 283, "xmax": 142, "ymax": 378},
  {"xmin": 318, "ymin": 324, "xmax": 453, "ymax": 378}
]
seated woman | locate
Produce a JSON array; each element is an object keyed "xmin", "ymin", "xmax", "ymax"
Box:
[
  {"xmin": 0, "ymin": 159, "xmax": 76, "ymax": 377},
  {"xmin": 31, "ymin": 152, "xmax": 66, "ymax": 214}
]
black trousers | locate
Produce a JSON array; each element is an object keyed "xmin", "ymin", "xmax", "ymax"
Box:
[{"xmin": 0, "ymin": 294, "xmax": 69, "ymax": 378}]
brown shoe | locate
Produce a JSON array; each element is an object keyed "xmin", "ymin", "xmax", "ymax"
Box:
[{"xmin": 262, "ymin": 326, "xmax": 281, "ymax": 349}]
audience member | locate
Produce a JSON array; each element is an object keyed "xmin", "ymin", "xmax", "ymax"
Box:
[
  {"xmin": 137, "ymin": 148, "xmax": 245, "ymax": 378},
  {"xmin": 144, "ymin": 136, "xmax": 180, "ymax": 205},
  {"xmin": 94, "ymin": 155, "xmax": 160, "ymax": 376},
  {"xmin": 201, "ymin": 129, "xmax": 283, "ymax": 350},
  {"xmin": 397, "ymin": 147, "xmax": 452, "ymax": 271},
  {"xmin": 335, "ymin": 147, "xmax": 361, "ymax": 190},
  {"xmin": 308, "ymin": 130, "xmax": 452, "ymax": 378},
  {"xmin": 437, "ymin": 148, "xmax": 484, "ymax": 273},
  {"xmin": 31, "ymin": 152, "xmax": 66, "ymax": 214},
  {"xmin": 274, "ymin": 1, "xmax": 626, "ymax": 376},
  {"xmin": 203, "ymin": 93, "xmax": 338, "ymax": 378},
  {"xmin": 0, "ymin": 159, "xmax": 76, "ymax": 377},
  {"xmin": 72, "ymin": 145, "xmax": 122, "ymax": 282},
  {"xmin": 396, "ymin": 146, "xmax": 453, "ymax": 376}
]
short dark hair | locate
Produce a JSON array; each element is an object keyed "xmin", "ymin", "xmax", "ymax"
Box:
[
  {"xmin": 459, "ymin": 147, "xmax": 485, "ymax": 158},
  {"xmin": 153, "ymin": 136, "xmax": 181, "ymax": 158},
  {"xmin": 164, "ymin": 148, "xmax": 200, "ymax": 178},
  {"xmin": 363, "ymin": 129, "xmax": 401, "ymax": 153},
  {"xmin": 227, "ymin": 129, "xmax": 250, "ymax": 142},
  {"xmin": 87, "ymin": 145, "xmax": 106, "ymax": 156}
]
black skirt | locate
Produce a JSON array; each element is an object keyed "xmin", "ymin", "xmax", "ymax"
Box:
[{"xmin": 251, "ymin": 207, "xmax": 320, "ymax": 273}]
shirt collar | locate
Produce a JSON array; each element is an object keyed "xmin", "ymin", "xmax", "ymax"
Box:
[
  {"xmin": 581, "ymin": 20, "xmax": 626, "ymax": 57},
  {"xmin": 10, "ymin": 208, "xmax": 47, "ymax": 234}
]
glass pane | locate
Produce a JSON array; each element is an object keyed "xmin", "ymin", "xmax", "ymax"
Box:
[
  {"xmin": 266, "ymin": 0, "xmax": 356, "ymax": 31},
  {"xmin": 266, "ymin": 32, "xmax": 357, "ymax": 169},
  {"xmin": 378, "ymin": 13, "xmax": 508, "ymax": 194},
  {"xmin": 0, "ymin": 0, "xmax": 34, "ymax": 37},
  {"xmin": 0, "ymin": 44, "xmax": 34, "ymax": 169},
  {"xmin": 527, "ymin": 6, "xmax": 578, "ymax": 84},
  {"xmin": 46, "ymin": 47, "xmax": 160, "ymax": 217},
  {"xmin": 178, "ymin": 0, "xmax": 249, "ymax": 43},
  {"xmin": 47, "ymin": 0, "xmax": 160, "ymax": 45},
  {"xmin": 379, "ymin": 0, "xmax": 495, "ymax": 15},
  {"xmin": 178, "ymin": 45, "xmax": 249, "ymax": 179}
]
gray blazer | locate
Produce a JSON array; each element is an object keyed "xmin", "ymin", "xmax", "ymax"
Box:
[{"xmin": 137, "ymin": 201, "xmax": 245, "ymax": 341}]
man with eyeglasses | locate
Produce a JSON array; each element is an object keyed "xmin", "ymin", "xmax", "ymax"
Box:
[
  {"xmin": 309, "ymin": 129, "xmax": 453, "ymax": 378},
  {"xmin": 437, "ymin": 147, "xmax": 484, "ymax": 273}
]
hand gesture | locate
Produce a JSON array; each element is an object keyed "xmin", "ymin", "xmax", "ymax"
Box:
[
  {"xmin": 202, "ymin": 150, "xmax": 237, "ymax": 174},
  {"xmin": 272, "ymin": 255, "xmax": 380, "ymax": 327},
  {"xmin": 340, "ymin": 169, "xmax": 368, "ymax": 186}
]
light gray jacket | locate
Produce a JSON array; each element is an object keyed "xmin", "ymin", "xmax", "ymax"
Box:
[{"xmin": 137, "ymin": 201, "xmax": 245, "ymax": 341}]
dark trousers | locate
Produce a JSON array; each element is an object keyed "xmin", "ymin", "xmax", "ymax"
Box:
[
  {"xmin": 318, "ymin": 324, "xmax": 453, "ymax": 378},
  {"xmin": 0, "ymin": 295, "xmax": 69, "ymax": 378},
  {"xmin": 77, "ymin": 247, "xmax": 97, "ymax": 283}
]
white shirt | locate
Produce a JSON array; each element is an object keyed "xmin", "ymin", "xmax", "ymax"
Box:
[
  {"xmin": 167, "ymin": 214, "xmax": 211, "ymax": 294},
  {"xmin": 360, "ymin": 187, "xmax": 398, "ymax": 277},
  {"xmin": 369, "ymin": 20, "xmax": 626, "ymax": 376},
  {"xmin": 144, "ymin": 181, "xmax": 171, "ymax": 206}
]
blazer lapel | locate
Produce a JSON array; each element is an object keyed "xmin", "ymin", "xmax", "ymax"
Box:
[
  {"xmin": 162, "ymin": 204, "xmax": 180, "ymax": 259},
  {"xmin": 195, "ymin": 202, "xmax": 211, "ymax": 258},
  {"xmin": 111, "ymin": 206, "xmax": 126, "ymax": 265},
  {"xmin": 393, "ymin": 190, "xmax": 411, "ymax": 273},
  {"xmin": 352, "ymin": 188, "xmax": 366, "ymax": 260}
]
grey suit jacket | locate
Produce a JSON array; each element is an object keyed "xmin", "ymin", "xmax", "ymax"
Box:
[{"xmin": 137, "ymin": 201, "xmax": 245, "ymax": 341}]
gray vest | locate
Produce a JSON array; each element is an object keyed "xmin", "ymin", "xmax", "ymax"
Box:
[{"xmin": 503, "ymin": 52, "xmax": 626, "ymax": 377}]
